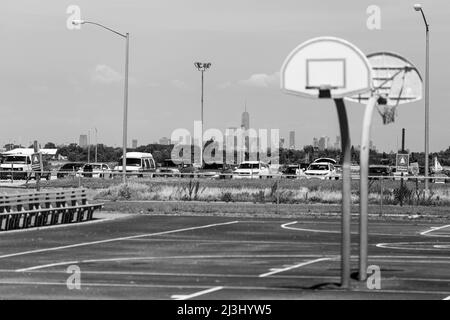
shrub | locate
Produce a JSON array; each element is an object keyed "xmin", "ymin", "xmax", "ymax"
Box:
[
  {"xmin": 221, "ymin": 192, "xmax": 233, "ymax": 202},
  {"xmin": 393, "ymin": 185, "xmax": 413, "ymax": 205},
  {"xmin": 253, "ymin": 190, "xmax": 266, "ymax": 203}
]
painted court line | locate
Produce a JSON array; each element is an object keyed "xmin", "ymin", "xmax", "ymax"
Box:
[
  {"xmin": 1, "ymin": 280, "xmax": 448, "ymax": 297},
  {"xmin": 281, "ymin": 221, "xmax": 339, "ymax": 234},
  {"xmin": 376, "ymin": 242, "xmax": 450, "ymax": 251},
  {"xmin": 16, "ymin": 254, "xmax": 326, "ymax": 272},
  {"xmin": 420, "ymin": 224, "xmax": 450, "ymax": 237},
  {"xmin": 9, "ymin": 268, "xmax": 450, "ymax": 283},
  {"xmin": 0, "ymin": 220, "xmax": 239, "ymax": 260},
  {"xmin": 18, "ymin": 253, "xmax": 449, "ymax": 273},
  {"xmin": 171, "ymin": 286, "xmax": 223, "ymax": 300},
  {"xmin": 259, "ymin": 257, "xmax": 332, "ymax": 278},
  {"xmin": 281, "ymin": 221, "xmax": 403, "ymax": 236}
]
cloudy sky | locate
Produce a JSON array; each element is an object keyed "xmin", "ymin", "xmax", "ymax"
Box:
[{"xmin": 1, "ymin": 0, "xmax": 449, "ymax": 152}]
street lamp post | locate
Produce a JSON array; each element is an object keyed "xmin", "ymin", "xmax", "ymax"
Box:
[
  {"xmin": 87, "ymin": 129, "xmax": 91, "ymax": 163},
  {"xmin": 72, "ymin": 20, "xmax": 129, "ymax": 183},
  {"xmin": 194, "ymin": 62, "xmax": 211, "ymax": 168},
  {"xmin": 95, "ymin": 127, "xmax": 98, "ymax": 163},
  {"xmin": 414, "ymin": 4, "xmax": 430, "ymax": 191}
]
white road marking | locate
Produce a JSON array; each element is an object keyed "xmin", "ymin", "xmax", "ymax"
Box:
[
  {"xmin": 376, "ymin": 242, "xmax": 450, "ymax": 251},
  {"xmin": 420, "ymin": 224, "xmax": 450, "ymax": 237},
  {"xmin": 376, "ymin": 224, "xmax": 450, "ymax": 251},
  {"xmin": 443, "ymin": 296, "xmax": 450, "ymax": 300},
  {"xmin": 16, "ymin": 261, "xmax": 80, "ymax": 272},
  {"xmin": 126, "ymin": 238, "xmax": 341, "ymax": 246},
  {"xmin": 17, "ymin": 253, "xmax": 450, "ymax": 273},
  {"xmin": 281, "ymin": 221, "xmax": 403, "ymax": 236},
  {"xmin": 281, "ymin": 221, "xmax": 339, "ymax": 234},
  {"xmin": 434, "ymin": 245, "xmax": 450, "ymax": 249},
  {"xmin": 171, "ymin": 286, "xmax": 223, "ymax": 300},
  {"xmin": 259, "ymin": 257, "xmax": 332, "ymax": 278},
  {"xmin": 1, "ymin": 280, "xmax": 449, "ymax": 297},
  {"xmin": 7, "ymin": 269, "xmax": 450, "ymax": 283},
  {"xmin": 16, "ymin": 254, "xmax": 326, "ymax": 272},
  {"xmin": 0, "ymin": 220, "xmax": 239, "ymax": 260}
]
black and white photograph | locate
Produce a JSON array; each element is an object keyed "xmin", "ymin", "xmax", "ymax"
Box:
[{"xmin": 0, "ymin": 0, "xmax": 449, "ymax": 305}]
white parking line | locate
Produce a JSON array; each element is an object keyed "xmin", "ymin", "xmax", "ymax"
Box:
[
  {"xmin": 171, "ymin": 286, "xmax": 223, "ymax": 300},
  {"xmin": 259, "ymin": 257, "xmax": 332, "ymax": 278},
  {"xmin": 281, "ymin": 221, "xmax": 339, "ymax": 234},
  {"xmin": 420, "ymin": 224, "xmax": 450, "ymax": 237},
  {"xmin": 1, "ymin": 280, "xmax": 449, "ymax": 297},
  {"xmin": 444, "ymin": 296, "xmax": 450, "ymax": 300},
  {"xmin": 16, "ymin": 254, "xmax": 326, "ymax": 272},
  {"xmin": 0, "ymin": 220, "xmax": 239, "ymax": 260},
  {"xmin": 376, "ymin": 242, "xmax": 450, "ymax": 251},
  {"xmin": 281, "ymin": 221, "xmax": 402, "ymax": 236}
]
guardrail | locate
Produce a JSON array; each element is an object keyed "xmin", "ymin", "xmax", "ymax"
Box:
[{"xmin": 0, "ymin": 169, "xmax": 449, "ymax": 182}]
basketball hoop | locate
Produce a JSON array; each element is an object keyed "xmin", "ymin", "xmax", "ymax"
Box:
[{"xmin": 347, "ymin": 52, "xmax": 423, "ymax": 125}]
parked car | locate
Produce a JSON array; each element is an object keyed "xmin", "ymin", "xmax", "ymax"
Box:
[
  {"xmin": 155, "ymin": 159, "xmax": 181, "ymax": 178},
  {"xmin": 430, "ymin": 172, "xmax": 448, "ymax": 184},
  {"xmin": 368, "ymin": 165, "xmax": 392, "ymax": 180},
  {"xmin": 213, "ymin": 164, "xmax": 236, "ymax": 179},
  {"xmin": 304, "ymin": 162, "xmax": 338, "ymax": 180},
  {"xmin": 57, "ymin": 162, "xmax": 85, "ymax": 179},
  {"xmin": 77, "ymin": 163, "xmax": 112, "ymax": 178},
  {"xmin": 155, "ymin": 167, "xmax": 181, "ymax": 178},
  {"xmin": 232, "ymin": 161, "xmax": 270, "ymax": 179},
  {"xmin": 179, "ymin": 164, "xmax": 199, "ymax": 178},
  {"xmin": 312, "ymin": 158, "xmax": 337, "ymax": 165},
  {"xmin": 282, "ymin": 164, "xmax": 303, "ymax": 178}
]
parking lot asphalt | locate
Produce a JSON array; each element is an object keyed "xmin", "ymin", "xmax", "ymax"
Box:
[{"xmin": 0, "ymin": 213, "xmax": 449, "ymax": 299}]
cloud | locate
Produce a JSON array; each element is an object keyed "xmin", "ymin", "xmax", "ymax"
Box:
[
  {"xmin": 238, "ymin": 72, "xmax": 280, "ymax": 88},
  {"xmin": 171, "ymin": 80, "xmax": 190, "ymax": 91},
  {"xmin": 91, "ymin": 64, "xmax": 123, "ymax": 84}
]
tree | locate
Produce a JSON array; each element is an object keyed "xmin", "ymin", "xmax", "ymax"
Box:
[{"xmin": 44, "ymin": 142, "xmax": 56, "ymax": 149}]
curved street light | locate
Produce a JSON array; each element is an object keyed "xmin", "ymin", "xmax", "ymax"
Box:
[
  {"xmin": 194, "ymin": 62, "xmax": 212, "ymax": 168},
  {"xmin": 72, "ymin": 20, "xmax": 129, "ymax": 183},
  {"xmin": 413, "ymin": 4, "xmax": 430, "ymax": 191}
]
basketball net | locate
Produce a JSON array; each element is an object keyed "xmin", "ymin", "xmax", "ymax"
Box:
[{"xmin": 376, "ymin": 67, "xmax": 408, "ymax": 125}]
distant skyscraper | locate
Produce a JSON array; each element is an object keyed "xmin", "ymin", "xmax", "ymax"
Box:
[
  {"xmin": 313, "ymin": 137, "xmax": 319, "ymax": 148},
  {"xmin": 240, "ymin": 103, "xmax": 250, "ymax": 161},
  {"xmin": 241, "ymin": 103, "xmax": 250, "ymax": 130},
  {"xmin": 318, "ymin": 136, "xmax": 329, "ymax": 151},
  {"xmin": 79, "ymin": 135, "xmax": 88, "ymax": 148},
  {"xmin": 334, "ymin": 135, "xmax": 341, "ymax": 150},
  {"xmin": 280, "ymin": 138, "xmax": 285, "ymax": 149},
  {"xmin": 289, "ymin": 131, "xmax": 295, "ymax": 149},
  {"xmin": 132, "ymin": 139, "xmax": 138, "ymax": 149}
]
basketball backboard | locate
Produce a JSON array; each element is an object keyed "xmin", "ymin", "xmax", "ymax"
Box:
[
  {"xmin": 347, "ymin": 52, "xmax": 423, "ymax": 106},
  {"xmin": 280, "ymin": 37, "xmax": 372, "ymax": 99}
]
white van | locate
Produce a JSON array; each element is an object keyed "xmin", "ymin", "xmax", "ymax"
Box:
[
  {"xmin": 0, "ymin": 153, "xmax": 51, "ymax": 180},
  {"xmin": 113, "ymin": 152, "xmax": 156, "ymax": 177}
]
